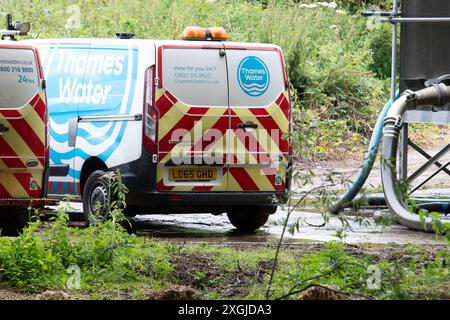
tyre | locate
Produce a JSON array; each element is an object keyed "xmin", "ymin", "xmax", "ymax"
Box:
[
  {"xmin": 82, "ymin": 170, "xmax": 113, "ymax": 225},
  {"xmin": 227, "ymin": 206, "xmax": 273, "ymax": 233},
  {"xmin": 0, "ymin": 207, "xmax": 31, "ymax": 236}
]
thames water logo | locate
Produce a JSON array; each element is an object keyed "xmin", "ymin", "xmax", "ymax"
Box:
[{"xmin": 237, "ymin": 56, "xmax": 270, "ymax": 97}]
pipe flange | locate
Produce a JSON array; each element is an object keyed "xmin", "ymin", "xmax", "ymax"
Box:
[
  {"xmin": 432, "ymin": 84, "xmax": 443, "ymax": 106},
  {"xmin": 405, "ymin": 90, "xmax": 417, "ymax": 108}
]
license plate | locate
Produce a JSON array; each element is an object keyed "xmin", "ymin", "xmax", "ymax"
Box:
[{"xmin": 168, "ymin": 168, "xmax": 217, "ymax": 182}]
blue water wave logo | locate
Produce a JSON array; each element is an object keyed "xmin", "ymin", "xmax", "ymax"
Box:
[{"xmin": 237, "ymin": 56, "xmax": 270, "ymax": 97}]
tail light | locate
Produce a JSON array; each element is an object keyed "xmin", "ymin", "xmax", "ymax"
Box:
[{"xmin": 143, "ymin": 66, "xmax": 157, "ymax": 154}]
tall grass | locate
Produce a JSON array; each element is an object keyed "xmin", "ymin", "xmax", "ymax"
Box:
[{"xmin": 0, "ymin": 0, "xmax": 392, "ymax": 159}]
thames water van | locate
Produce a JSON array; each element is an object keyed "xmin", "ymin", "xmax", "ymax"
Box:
[
  {"xmin": 26, "ymin": 27, "xmax": 292, "ymax": 231},
  {"xmin": 0, "ymin": 41, "xmax": 48, "ymax": 232}
]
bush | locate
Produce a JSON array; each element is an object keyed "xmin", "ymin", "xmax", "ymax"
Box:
[
  {"xmin": 1, "ymin": 0, "xmax": 392, "ymax": 159},
  {"xmin": 270, "ymin": 241, "xmax": 450, "ymax": 299},
  {"xmin": 0, "ymin": 173, "xmax": 173, "ymax": 292},
  {"xmin": 0, "ymin": 211, "xmax": 173, "ymax": 292}
]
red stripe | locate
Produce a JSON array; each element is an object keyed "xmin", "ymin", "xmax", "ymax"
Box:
[
  {"xmin": 0, "ymin": 182, "xmax": 12, "ymax": 198},
  {"xmin": 158, "ymin": 107, "xmax": 210, "ymax": 152},
  {"xmin": 2, "ymin": 111, "xmax": 45, "ymax": 164},
  {"xmin": 29, "ymin": 94, "xmax": 46, "ymax": 122},
  {"xmin": 164, "ymin": 91, "xmax": 178, "ymax": 104},
  {"xmin": 249, "ymin": 109, "xmax": 289, "ymax": 153},
  {"xmin": 190, "ymin": 109, "xmax": 228, "ymax": 153},
  {"xmin": 229, "ymin": 167, "xmax": 259, "ymax": 191},
  {"xmin": 13, "ymin": 173, "xmax": 41, "ymax": 197},
  {"xmin": 157, "ymin": 179, "xmax": 174, "ymax": 191},
  {"xmin": 230, "ymin": 110, "xmax": 271, "ymax": 161},
  {"xmin": 0, "ymin": 137, "xmax": 26, "ymax": 168},
  {"xmin": 0, "ymin": 94, "xmax": 45, "ymax": 119},
  {"xmin": 48, "ymin": 181, "xmax": 54, "ymax": 194},
  {"xmin": 277, "ymin": 93, "xmax": 290, "ymax": 120},
  {"xmin": 263, "ymin": 170, "xmax": 284, "ymax": 190},
  {"xmin": 156, "ymin": 92, "xmax": 177, "ymax": 118},
  {"xmin": 0, "ymin": 109, "xmax": 20, "ymax": 117},
  {"xmin": 275, "ymin": 93, "xmax": 284, "ymax": 106},
  {"xmin": 192, "ymin": 186, "xmax": 213, "ymax": 191},
  {"xmin": 34, "ymin": 48, "xmax": 44, "ymax": 79},
  {"xmin": 158, "ymin": 46, "xmax": 163, "ymax": 88},
  {"xmin": 67, "ymin": 182, "xmax": 73, "ymax": 195},
  {"xmin": 76, "ymin": 183, "xmax": 81, "ymax": 196},
  {"xmin": 58, "ymin": 182, "xmax": 63, "ymax": 194}
]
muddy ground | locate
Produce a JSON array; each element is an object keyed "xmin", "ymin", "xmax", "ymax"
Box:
[
  {"xmin": 13, "ymin": 143, "xmax": 441, "ymax": 249},
  {"xmin": 54, "ymin": 144, "xmax": 449, "ymax": 245},
  {"xmin": 1, "ymin": 144, "xmax": 449, "ymax": 300}
]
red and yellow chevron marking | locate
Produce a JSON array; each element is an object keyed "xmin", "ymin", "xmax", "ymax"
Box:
[
  {"xmin": 155, "ymin": 88, "xmax": 228, "ymax": 192},
  {"xmin": 154, "ymin": 87, "xmax": 290, "ymax": 192},
  {"xmin": 0, "ymin": 92, "xmax": 47, "ymax": 199},
  {"xmin": 228, "ymin": 91, "xmax": 290, "ymax": 192}
]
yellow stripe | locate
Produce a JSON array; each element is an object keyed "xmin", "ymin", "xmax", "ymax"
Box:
[
  {"xmin": 231, "ymin": 108, "xmax": 283, "ymax": 156},
  {"xmin": 15, "ymin": 103, "xmax": 33, "ymax": 117},
  {"xmin": 246, "ymin": 167, "xmax": 274, "ymax": 191},
  {"xmin": 160, "ymin": 107, "xmax": 228, "ymax": 163},
  {"xmin": 234, "ymin": 137, "xmax": 258, "ymax": 165},
  {"xmin": 171, "ymin": 185, "xmax": 194, "ymax": 192},
  {"xmin": 0, "ymin": 173, "xmax": 29, "ymax": 198},
  {"xmin": 19, "ymin": 107, "xmax": 45, "ymax": 145},
  {"xmin": 155, "ymin": 89, "xmax": 164, "ymax": 102},
  {"xmin": 158, "ymin": 102, "xmax": 187, "ymax": 140},
  {"xmin": 209, "ymin": 170, "xmax": 227, "ymax": 191},
  {"xmin": 227, "ymin": 172, "xmax": 243, "ymax": 191},
  {"xmin": 1, "ymin": 120, "xmax": 35, "ymax": 163},
  {"xmin": 156, "ymin": 164, "xmax": 164, "ymax": 184},
  {"xmin": 0, "ymin": 159, "xmax": 7, "ymax": 170},
  {"xmin": 39, "ymin": 91, "xmax": 46, "ymax": 102}
]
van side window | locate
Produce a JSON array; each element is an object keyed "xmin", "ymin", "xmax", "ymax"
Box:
[{"xmin": 0, "ymin": 48, "xmax": 39, "ymax": 109}]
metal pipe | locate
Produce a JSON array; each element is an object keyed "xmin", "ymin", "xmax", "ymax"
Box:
[
  {"xmin": 382, "ymin": 85, "xmax": 450, "ymax": 232},
  {"xmin": 409, "ymin": 158, "xmax": 450, "ymax": 194},
  {"xmin": 382, "ymin": 17, "xmax": 450, "ymax": 23},
  {"xmin": 390, "ymin": 0, "xmax": 398, "ymax": 104},
  {"xmin": 407, "ymin": 143, "xmax": 450, "ymax": 182}
]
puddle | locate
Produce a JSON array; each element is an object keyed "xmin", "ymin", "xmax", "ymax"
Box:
[
  {"xmin": 45, "ymin": 202, "xmax": 446, "ymax": 245},
  {"xmin": 132, "ymin": 214, "xmax": 276, "ymax": 243}
]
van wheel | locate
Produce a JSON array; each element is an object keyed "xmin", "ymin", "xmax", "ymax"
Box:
[
  {"xmin": 82, "ymin": 170, "xmax": 112, "ymax": 225},
  {"xmin": 0, "ymin": 207, "xmax": 31, "ymax": 236},
  {"xmin": 227, "ymin": 206, "xmax": 272, "ymax": 233}
]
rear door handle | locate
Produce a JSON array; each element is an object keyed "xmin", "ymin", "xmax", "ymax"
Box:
[
  {"xmin": 0, "ymin": 124, "xmax": 9, "ymax": 135},
  {"xmin": 237, "ymin": 121, "xmax": 258, "ymax": 129}
]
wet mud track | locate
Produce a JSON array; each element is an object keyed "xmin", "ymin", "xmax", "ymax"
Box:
[{"xmin": 59, "ymin": 202, "xmax": 445, "ymax": 245}]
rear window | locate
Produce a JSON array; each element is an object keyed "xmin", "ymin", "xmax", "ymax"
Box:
[
  {"xmin": 162, "ymin": 48, "xmax": 228, "ymax": 107},
  {"xmin": 227, "ymin": 49, "xmax": 285, "ymax": 107},
  {"xmin": 0, "ymin": 48, "xmax": 40, "ymax": 109}
]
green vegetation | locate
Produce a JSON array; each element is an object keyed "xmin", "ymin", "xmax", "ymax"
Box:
[
  {"xmin": 0, "ymin": 169, "xmax": 447, "ymax": 299},
  {"xmin": 0, "ymin": 0, "xmax": 448, "ymax": 300},
  {"xmin": 0, "ymin": 208, "xmax": 174, "ymax": 293},
  {"xmin": 0, "ymin": 217, "xmax": 448, "ymax": 299},
  {"xmin": 1, "ymin": 0, "xmax": 395, "ymax": 159}
]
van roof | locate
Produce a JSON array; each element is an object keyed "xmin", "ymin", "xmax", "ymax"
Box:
[
  {"xmin": 22, "ymin": 38, "xmax": 281, "ymax": 51},
  {"xmin": 0, "ymin": 40, "xmax": 35, "ymax": 49}
]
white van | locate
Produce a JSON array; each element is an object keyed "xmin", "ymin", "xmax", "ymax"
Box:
[{"xmin": 26, "ymin": 28, "xmax": 292, "ymax": 231}]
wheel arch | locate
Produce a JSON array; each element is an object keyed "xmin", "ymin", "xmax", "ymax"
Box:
[{"xmin": 80, "ymin": 157, "xmax": 108, "ymax": 195}]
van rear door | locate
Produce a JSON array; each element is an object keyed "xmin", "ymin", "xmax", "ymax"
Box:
[
  {"xmin": 156, "ymin": 43, "xmax": 229, "ymax": 192},
  {"xmin": 224, "ymin": 45, "xmax": 290, "ymax": 192},
  {"xmin": 0, "ymin": 44, "xmax": 47, "ymax": 199}
]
